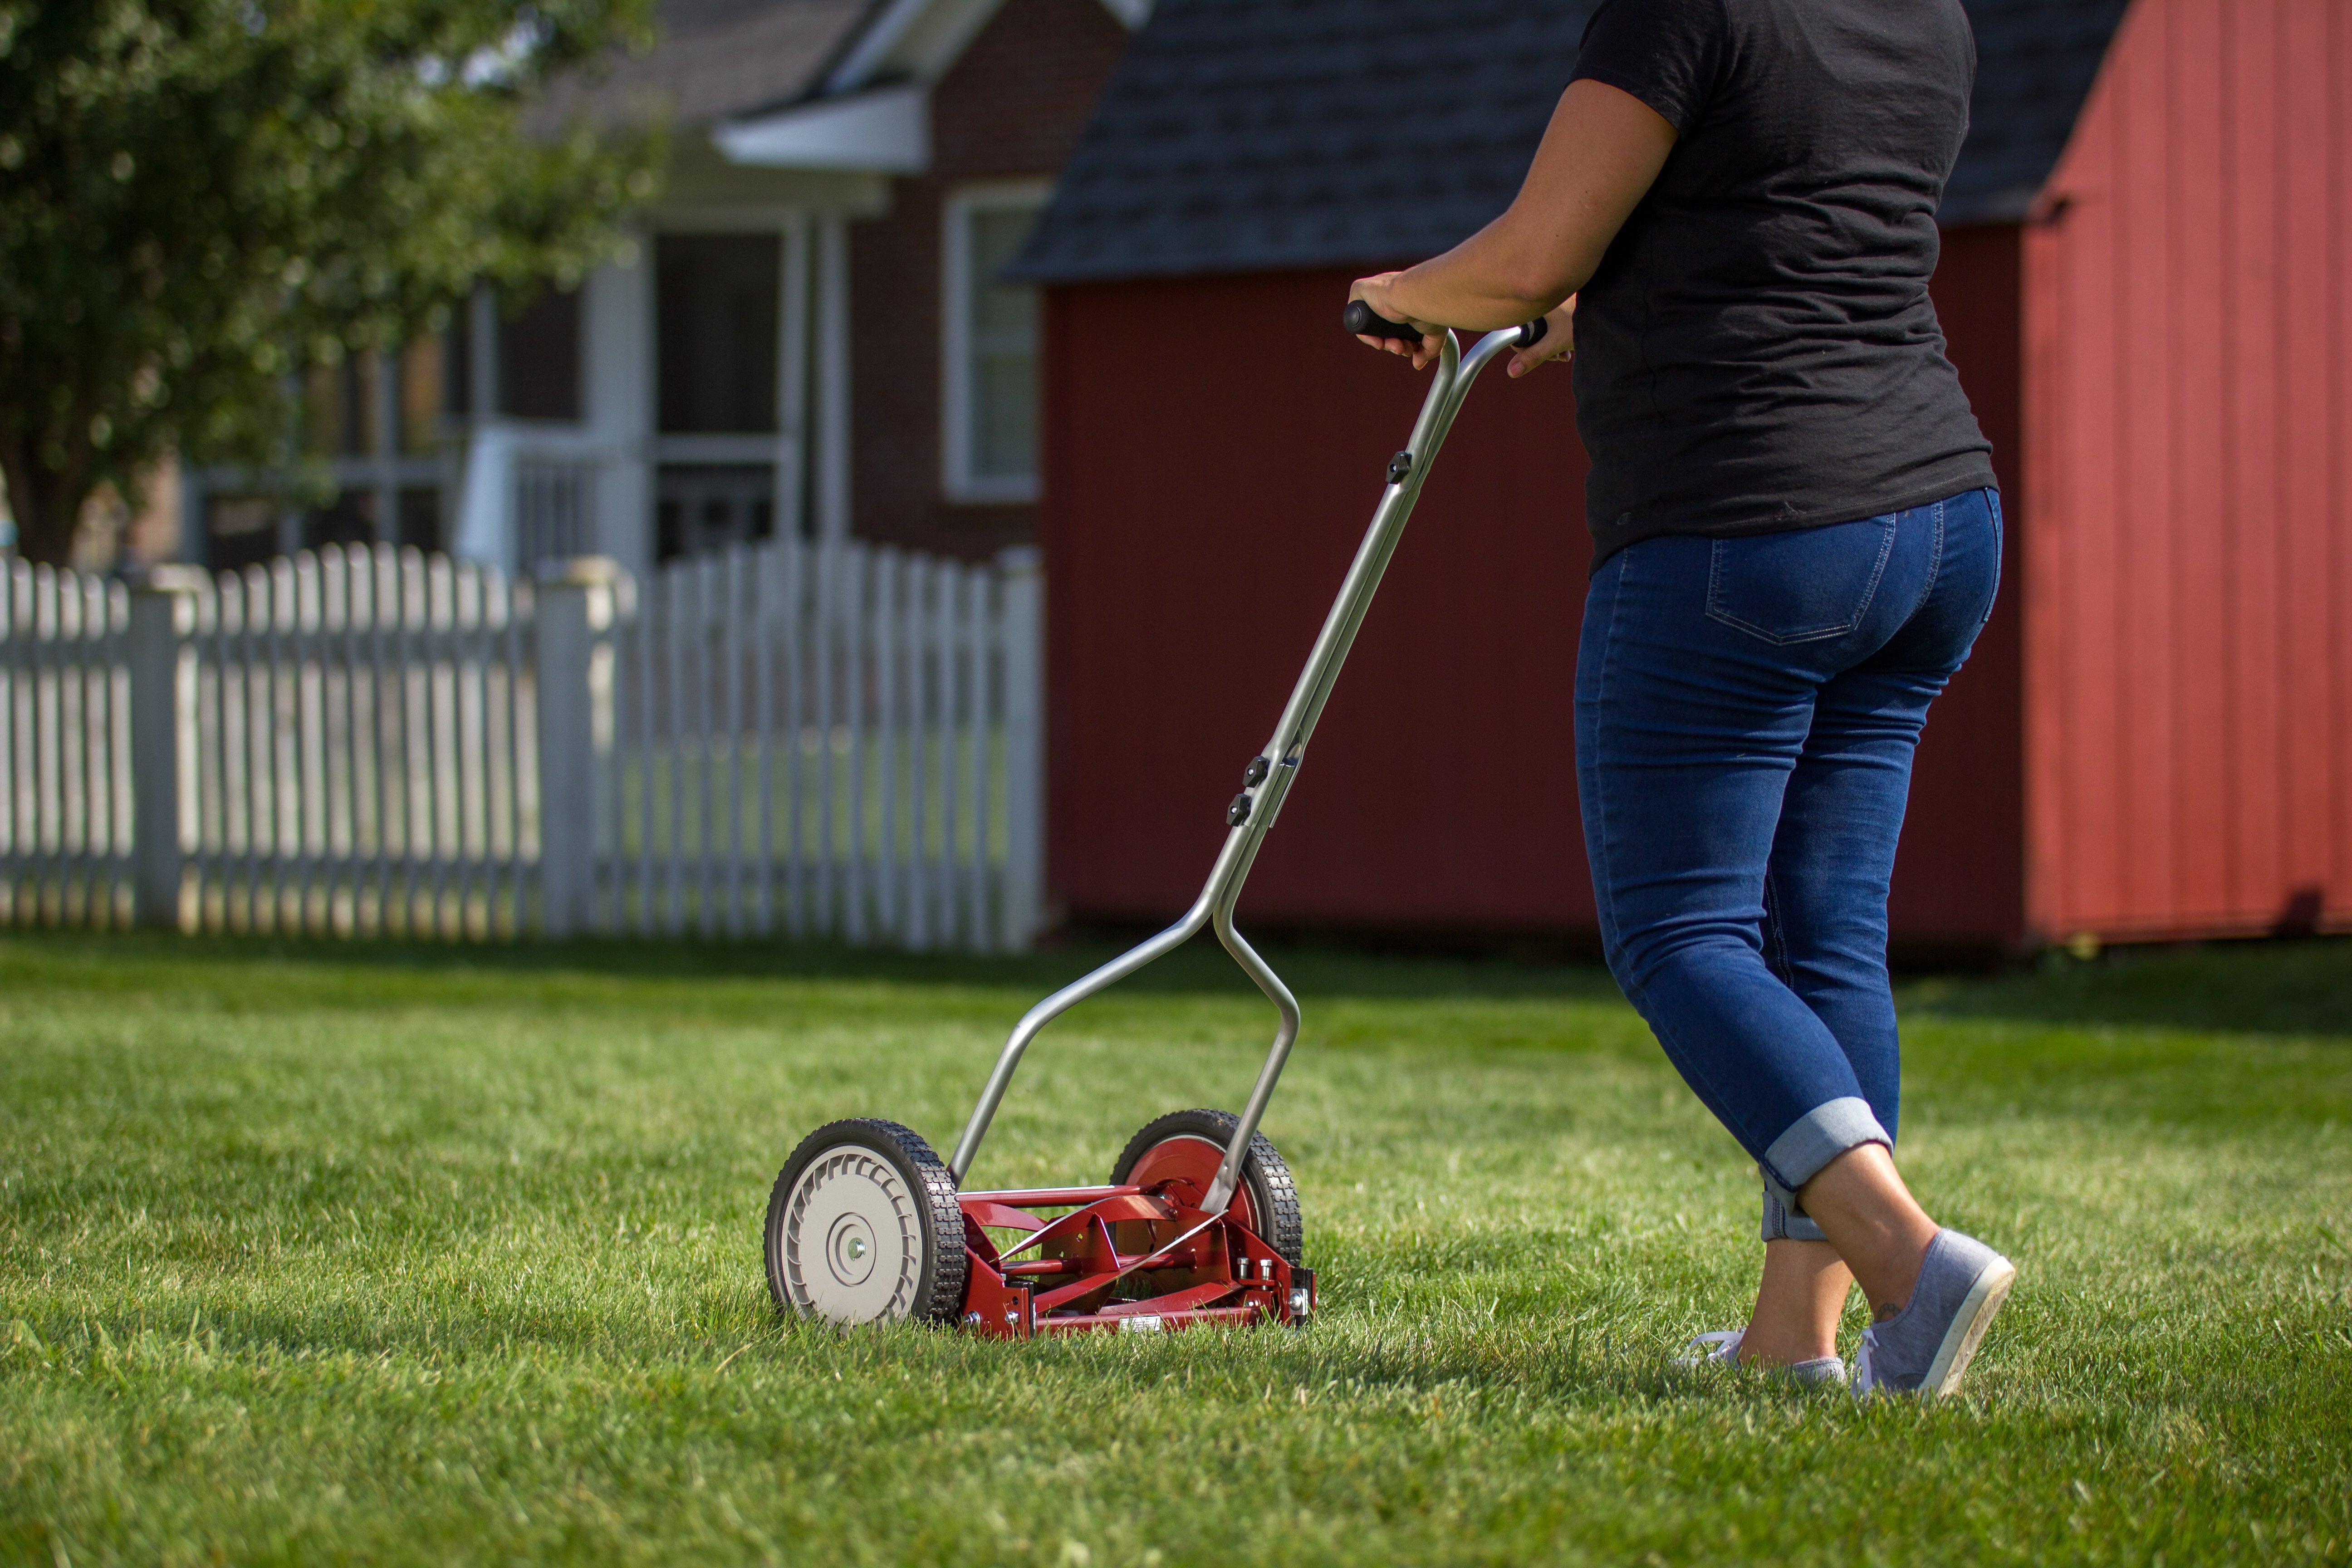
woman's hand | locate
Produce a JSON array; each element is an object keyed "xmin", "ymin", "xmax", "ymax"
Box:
[
  {"xmin": 1506, "ymin": 297, "xmax": 1577, "ymax": 378},
  {"xmin": 1339, "ymin": 80, "xmax": 1673, "ymax": 367},
  {"xmin": 1348, "ymin": 273, "xmax": 1446, "ymax": 370}
]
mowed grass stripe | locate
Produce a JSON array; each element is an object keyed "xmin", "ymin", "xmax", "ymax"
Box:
[{"xmin": 1, "ymin": 934, "xmax": 2347, "ymax": 1566}]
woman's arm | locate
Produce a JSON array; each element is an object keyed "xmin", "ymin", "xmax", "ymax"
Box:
[{"xmin": 1350, "ymin": 78, "xmax": 1677, "ymax": 376}]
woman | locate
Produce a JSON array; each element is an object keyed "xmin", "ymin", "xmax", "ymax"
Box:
[{"xmin": 1348, "ymin": 0, "xmax": 2014, "ymax": 1397}]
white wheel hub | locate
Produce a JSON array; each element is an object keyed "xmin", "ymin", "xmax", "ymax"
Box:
[{"xmin": 780, "ymin": 1146, "xmax": 925, "ymax": 1323}]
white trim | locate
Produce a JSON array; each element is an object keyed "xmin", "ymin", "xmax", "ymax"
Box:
[
  {"xmin": 824, "ymin": 0, "xmax": 934, "ymax": 92},
  {"xmin": 825, "ymin": 0, "xmax": 1150, "ymax": 92},
  {"xmin": 826, "ymin": 0, "xmax": 997, "ymax": 93},
  {"xmin": 713, "ymin": 85, "xmax": 928, "ymax": 174},
  {"xmin": 583, "ymin": 248, "xmax": 653, "ymax": 573},
  {"xmin": 941, "ymin": 180, "xmax": 1051, "ymax": 506}
]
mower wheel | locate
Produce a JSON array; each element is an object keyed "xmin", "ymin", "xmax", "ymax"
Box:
[
  {"xmin": 766, "ymin": 1118, "xmax": 967, "ymax": 1327},
  {"xmin": 1110, "ymin": 1108, "xmax": 1304, "ymax": 1266}
]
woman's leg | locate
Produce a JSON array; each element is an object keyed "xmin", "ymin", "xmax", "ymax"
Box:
[
  {"xmin": 1576, "ymin": 526, "xmax": 1920, "ymax": 1216},
  {"xmin": 1742, "ymin": 648, "xmax": 1964, "ymax": 1351},
  {"xmin": 1577, "ymin": 493, "xmax": 2004, "ymax": 1376},
  {"xmin": 1758, "ymin": 492, "xmax": 2003, "ymax": 1333},
  {"xmin": 1798, "ymin": 1143, "xmax": 1938, "ymax": 1318},
  {"xmin": 1740, "ymin": 1240, "xmax": 1852, "ymax": 1363}
]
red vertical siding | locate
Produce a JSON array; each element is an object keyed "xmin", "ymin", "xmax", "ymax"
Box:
[
  {"xmin": 2024, "ymin": 0, "xmax": 2352, "ymax": 941},
  {"xmin": 1043, "ymin": 246, "xmax": 2034, "ymax": 946},
  {"xmin": 1041, "ymin": 270, "xmax": 1594, "ymax": 933},
  {"xmin": 1893, "ymin": 224, "xmax": 2028, "ymax": 947}
]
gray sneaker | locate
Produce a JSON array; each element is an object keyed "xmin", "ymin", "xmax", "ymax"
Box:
[
  {"xmin": 1851, "ymin": 1229, "xmax": 2017, "ymax": 1399},
  {"xmin": 1674, "ymin": 1329, "xmax": 1847, "ymax": 1387}
]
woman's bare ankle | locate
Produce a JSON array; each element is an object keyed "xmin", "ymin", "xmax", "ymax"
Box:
[
  {"xmin": 1797, "ymin": 1144, "xmax": 1939, "ymax": 1316},
  {"xmin": 1739, "ymin": 1238, "xmax": 1850, "ymax": 1364}
]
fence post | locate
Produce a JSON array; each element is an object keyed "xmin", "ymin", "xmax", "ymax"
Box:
[
  {"xmin": 127, "ymin": 570, "xmax": 202, "ymax": 930},
  {"xmin": 535, "ymin": 556, "xmax": 622, "ymax": 938},
  {"xmin": 997, "ymin": 546, "xmax": 1044, "ymax": 951}
]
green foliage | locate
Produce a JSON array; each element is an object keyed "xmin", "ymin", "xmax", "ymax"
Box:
[
  {"xmin": 0, "ymin": 0, "xmax": 661, "ymax": 563},
  {"xmin": 0, "ymin": 933, "xmax": 2347, "ymax": 1564}
]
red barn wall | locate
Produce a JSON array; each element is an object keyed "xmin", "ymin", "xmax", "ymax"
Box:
[
  {"xmin": 1042, "ymin": 269, "xmax": 1593, "ymax": 933},
  {"xmin": 1893, "ymin": 223, "xmax": 2029, "ymax": 948},
  {"xmin": 2022, "ymin": 0, "xmax": 2352, "ymax": 942},
  {"xmin": 1043, "ymin": 252, "xmax": 2035, "ymax": 946}
]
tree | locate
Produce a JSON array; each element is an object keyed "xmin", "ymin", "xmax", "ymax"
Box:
[{"xmin": 0, "ymin": 0, "xmax": 660, "ymax": 566}]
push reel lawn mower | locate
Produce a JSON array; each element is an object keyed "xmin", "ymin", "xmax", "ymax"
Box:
[{"xmin": 764, "ymin": 305, "xmax": 1545, "ymax": 1338}]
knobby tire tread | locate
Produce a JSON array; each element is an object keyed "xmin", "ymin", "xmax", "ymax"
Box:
[
  {"xmin": 766, "ymin": 1117, "xmax": 968, "ymax": 1326},
  {"xmin": 1110, "ymin": 1108, "xmax": 1305, "ymax": 1266}
]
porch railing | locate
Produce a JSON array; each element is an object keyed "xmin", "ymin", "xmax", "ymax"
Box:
[{"xmin": 452, "ymin": 423, "xmax": 608, "ymax": 577}]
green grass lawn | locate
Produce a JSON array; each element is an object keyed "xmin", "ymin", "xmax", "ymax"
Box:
[{"xmin": 1, "ymin": 931, "xmax": 2347, "ymax": 1566}]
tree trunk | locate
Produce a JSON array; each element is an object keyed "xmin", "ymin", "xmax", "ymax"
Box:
[{"xmin": 0, "ymin": 430, "xmax": 93, "ymax": 569}]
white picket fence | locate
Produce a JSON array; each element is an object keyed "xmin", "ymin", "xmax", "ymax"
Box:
[
  {"xmin": 188, "ymin": 549, "xmax": 539, "ymax": 939},
  {"xmin": 0, "ymin": 567, "xmax": 133, "ymax": 927},
  {"xmin": 0, "ymin": 539, "xmax": 1043, "ymax": 951}
]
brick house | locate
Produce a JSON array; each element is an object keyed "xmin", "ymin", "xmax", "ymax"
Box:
[{"xmin": 186, "ymin": 0, "xmax": 1138, "ymax": 574}]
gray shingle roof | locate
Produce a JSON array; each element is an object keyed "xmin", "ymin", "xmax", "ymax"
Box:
[
  {"xmin": 529, "ymin": 0, "xmax": 871, "ymax": 133},
  {"xmin": 1946, "ymin": 0, "xmax": 2132, "ymax": 223},
  {"xmin": 1013, "ymin": 0, "xmax": 2132, "ymax": 284}
]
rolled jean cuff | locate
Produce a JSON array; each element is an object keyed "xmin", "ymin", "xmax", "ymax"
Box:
[
  {"xmin": 1760, "ymin": 1096, "xmax": 1891, "ymax": 1214},
  {"xmin": 1760, "ymin": 1181, "xmax": 1826, "ymax": 1243}
]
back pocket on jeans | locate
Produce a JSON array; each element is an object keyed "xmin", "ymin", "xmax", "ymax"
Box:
[{"xmin": 1705, "ymin": 516, "xmax": 1899, "ymax": 645}]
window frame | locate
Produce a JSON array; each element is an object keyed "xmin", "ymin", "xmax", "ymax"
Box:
[{"xmin": 941, "ymin": 179, "xmax": 1053, "ymax": 505}]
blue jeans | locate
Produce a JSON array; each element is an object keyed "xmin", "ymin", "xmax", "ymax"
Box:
[{"xmin": 1574, "ymin": 489, "xmax": 2002, "ymax": 1236}]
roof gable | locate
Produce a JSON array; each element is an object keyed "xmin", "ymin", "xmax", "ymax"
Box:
[
  {"xmin": 539, "ymin": 0, "xmax": 1149, "ymax": 147},
  {"xmin": 712, "ymin": 0, "xmax": 1148, "ymax": 172},
  {"xmin": 1014, "ymin": 0, "xmax": 2132, "ymax": 284},
  {"xmin": 532, "ymin": 0, "xmax": 869, "ymax": 132},
  {"xmin": 1945, "ymin": 0, "xmax": 2132, "ymax": 223},
  {"xmin": 819, "ymin": 0, "xmax": 1153, "ymax": 98}
]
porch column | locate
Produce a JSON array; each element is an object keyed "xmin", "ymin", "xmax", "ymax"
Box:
[{"xmin": 583, "ymin": 244, "xmax": 654, "ymax": 577}]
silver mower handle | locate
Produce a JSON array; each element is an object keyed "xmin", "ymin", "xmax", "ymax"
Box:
[{"xmin": 946, "ymin": 314, "xmax": 1544, "ymax": 1205}]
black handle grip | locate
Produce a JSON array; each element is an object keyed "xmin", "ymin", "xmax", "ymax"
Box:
[
  {"xmin": 1345, "ymin": 300, "xmax": 1551, "ymax": 351},
  {"xmin": 1343, "ymin": 299, "xmax": 1425, "ymax": 343}
]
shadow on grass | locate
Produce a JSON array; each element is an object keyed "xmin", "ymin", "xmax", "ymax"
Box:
[
  {"xmin": 5, "ymin": 926, "xmax": 2343, "ymax": 1038},
  {"xmin": 1899, "ymin": 937, "xmax": 2352, "ymax": 1041},
  {"xmin": 14, "ymin": 1291, "xmax": 1702, "ymax": 1410},
  {"xmin": 0, "ymin": 926, "xmax": 1632, "ymax": 1004}
]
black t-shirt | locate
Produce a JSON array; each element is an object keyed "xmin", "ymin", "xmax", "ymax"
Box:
[{"xmin": 1568, "ymin": 0, "xmax": 1997, "ymax": 563}]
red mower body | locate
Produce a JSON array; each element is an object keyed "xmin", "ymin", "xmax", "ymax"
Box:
[{"xmin": 956, "ymin": 1179, "xmax": 1314, "ymax": 1338}]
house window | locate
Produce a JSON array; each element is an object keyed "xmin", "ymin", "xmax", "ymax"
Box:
[{"xmin": 943, "ymin": 182, "xmax": 1049, "ymax": 504}]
